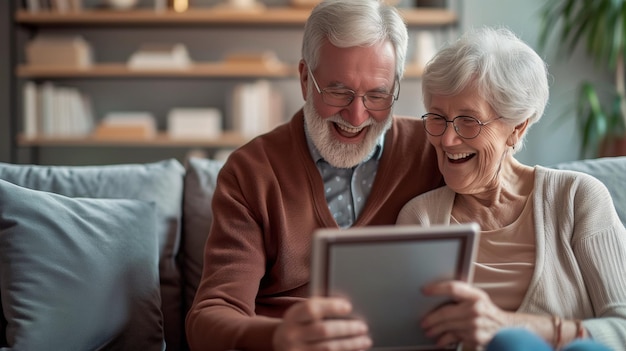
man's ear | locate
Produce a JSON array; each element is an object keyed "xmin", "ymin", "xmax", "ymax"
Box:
[{"xmin": 299, "ymin": 60, "xmax": 308, "ymax": 101}]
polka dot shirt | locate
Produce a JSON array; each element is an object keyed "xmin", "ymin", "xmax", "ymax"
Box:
[{"xmin": 306, "ymin": 133, "xmax": 385, "ymax": 228}]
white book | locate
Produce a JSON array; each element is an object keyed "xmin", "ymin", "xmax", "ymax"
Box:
[
  {"xmin": 240, "ymin": 82, "xmax": 260, "ymax": 137},
  {"xmin": 230, "ymin": 83, "xmax": 242, "ymax": 134},
  {"xmin": 127, "ymin": 43, "xmax": 191, "ymax": 70},
  {"xmin": 65, "ymin": 87, "xmax": 88, "ymax": 136},
  {"xmin": 254, "ymin": 80, "xmax": 270, "ymax": 135},
  {"xmin": 53, "ymin": 87, "xmax": 72, "ymax": 136},
  {"xmin": 269, "ymin": 86, "xmax": 285, "ymax": 130},
  {"xmin": 39, "ymin": 81, "xmax": 56, "ymax": 136},
  {"xmin": 167, "ymin": 108, "xmax": 222, "ymax": 139},
  {"xmin": 81, "ymin": 94, "xmax": 95, "ymax": 134},
  {"xmin": 23, "ymin": 81, "xmax": 39, "ymax": 138}
]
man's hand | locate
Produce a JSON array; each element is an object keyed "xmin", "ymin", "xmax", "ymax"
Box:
[{"xmin": 273, "ymin": 297, "xmax": 372, "ymax": 351}]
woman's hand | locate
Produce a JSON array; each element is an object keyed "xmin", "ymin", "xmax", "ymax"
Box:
[
  {"xmin": 273, "ymin": 297, "xmax": 372, "ymax": 351},
  {"xmin": 421, "ymin": 280, "xmax": 512, "ymax": 349}
]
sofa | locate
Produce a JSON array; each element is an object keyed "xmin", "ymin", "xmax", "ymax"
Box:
[{"xmin": 0, "ymin": 155, "xmax": 624, "ymax": 350}]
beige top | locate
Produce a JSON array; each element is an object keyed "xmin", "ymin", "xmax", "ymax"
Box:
[{"xmin": 453, "ymin": 193, "xmax": 535, "ymax": 311}]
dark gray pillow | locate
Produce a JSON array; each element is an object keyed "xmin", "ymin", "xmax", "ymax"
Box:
[
  {"xmin": 0, "ymin": 159, "xmax": 185, "ymax": 350},
  {"xmin": 181, "ymin": 157, "xmax": 224, "ymax": 314},
  {"xmin": 0, "ymin": 179, "xmax": 165, "ymax": 350}
]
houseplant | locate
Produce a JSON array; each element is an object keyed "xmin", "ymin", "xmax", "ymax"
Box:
[{"xmin": 539, "ymin": 0, "xmax": 626, "ymax": 158}]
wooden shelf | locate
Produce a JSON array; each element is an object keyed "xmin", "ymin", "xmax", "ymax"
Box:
[
  {"xmin": 17, "ymin": 131, "xmax": 251, "ymax": 148},
  {"xmin": 17, "ymin": 62, "xmax": 298, "ymax": 78},
  {"xmin": 17, "ymin": 62, "xmax": 424, "ymax": 78},
  {"xmin": 15, "ymin": 7, "xmax": 457, "ymax": 27}
]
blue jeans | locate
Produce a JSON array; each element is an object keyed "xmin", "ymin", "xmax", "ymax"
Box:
[{"xmin": 485, "ymin": 328, "xmax": 613, "ymax": 351}]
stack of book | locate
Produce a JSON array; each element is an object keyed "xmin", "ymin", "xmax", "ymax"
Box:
[
  {"xmin": 94, "ymin": 112, "xmax": 157, "ymax": 139},
  {"xmin": 26, "ymin": 35, "xmax": 93, "ymax": 68},
  {"xmin": 127, "ymin": 43, "xmax": 191, "ymax": 70},
  {"xmin": 230, "ymin": 80, "xmax": 284, "ymax": 137},
  {"xmin": 167, "ymin": 108, "xmax": 223, "ymax": 140},
  {"xmin": 22, "ymin": 81, "xmax": 94, "ymax": 138}
]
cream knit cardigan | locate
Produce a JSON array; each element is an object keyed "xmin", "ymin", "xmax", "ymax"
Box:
[{"xmin": 397, "ymin": 166, "xmax": 626, "ymax": 350}]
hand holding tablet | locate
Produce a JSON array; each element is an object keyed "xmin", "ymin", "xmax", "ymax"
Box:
[{"xmin": 310, "ymin": 223, "xmax": 480, "ymax": 351}]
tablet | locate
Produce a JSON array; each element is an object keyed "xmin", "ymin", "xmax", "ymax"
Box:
[{"xmin": 310, "ymin": 223, "xmax": 480, "ymax": 351}]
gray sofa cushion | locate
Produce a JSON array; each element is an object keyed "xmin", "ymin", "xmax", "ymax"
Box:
[
  {"xmin": 0, "ymin": 179, "xmax": 164, "ymax": 350},
  {"xmin": 0, "ymin": 159, "xmax": 185, "ymax": 350},
  {"xmin": 181, "ymin": 157, "xmax": 224, "ymax": 314},
  {"xmin": 550, "ymin": 156, "xmax": 626, "ymax": 225}
]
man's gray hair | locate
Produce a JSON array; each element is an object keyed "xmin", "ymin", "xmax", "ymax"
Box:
[{"xmin": 302, "ymin": 0, "xmax": 408, "ymax": 79}]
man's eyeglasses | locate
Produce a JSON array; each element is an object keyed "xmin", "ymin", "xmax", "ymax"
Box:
[
  {"xmin": 421, "ymin": 113, "xmax": 502, "ymax": 139},
  {"xmin": 308, "ymin": 67, "xmax": 399, "ymax": 111}
]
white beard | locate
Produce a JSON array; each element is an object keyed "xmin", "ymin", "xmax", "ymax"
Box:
[{"xmin": 303, "ymin": 97, "xmax": 393, "ymax": 169}]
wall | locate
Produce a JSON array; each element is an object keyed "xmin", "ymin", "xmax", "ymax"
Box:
[{"xmin": 460, "ymin": 0, "xmax": 612, "ymax": 166}]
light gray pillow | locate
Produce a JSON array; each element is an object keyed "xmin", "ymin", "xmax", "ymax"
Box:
[
  {"xmin": 550, "ymin": 156, "xmax": 626, "ymax": 226},
  {"xmin": 181, "ymin": 157, "xmax": 224, "ymax": 314},
  {"xmin": 0, "ymin": 159, "xmax": 185, "ymax": 350},
  {"xmin": 0, "ymin": 179, "xmax": 165, "ymax": 350}
]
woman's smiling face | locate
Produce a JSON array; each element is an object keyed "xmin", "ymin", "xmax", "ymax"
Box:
[{"xmin": 426, "ymin": 87, "xmax": 516, "ymax": 195}]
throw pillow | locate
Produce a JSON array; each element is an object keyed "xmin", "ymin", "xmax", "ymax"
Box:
[
  {"xmin": 0, "ymin": 179, "xmax": 165, "ymax": 350},
  {"xmin": 0, "ymin": 159, "xmax": 185, "ymax": 350}
]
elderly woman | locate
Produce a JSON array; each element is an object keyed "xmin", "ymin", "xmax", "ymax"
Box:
[{"xmin": 397, "ymin": 26, "xmax": 625, "ymax": 351}]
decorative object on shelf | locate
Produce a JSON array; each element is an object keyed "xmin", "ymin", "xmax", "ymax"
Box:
[
  {"xmin": 213, "ymin": 0, "xmax": 265, "ymax": 11},
  {"xmin": 94, "ymin": 112, "xmax": 157, "ymax": 139},
  {"xmin": 169, "ymin": 0, "xmax": 189, "ymax": 13},
  {"xmin": 127, "ymin": 43, "xmax": 191, "ymax": 70},
  {"xmin": 289, "ymin": 0, "xmax": 321, "ymax": 8},
  {"xmin": 223, "ymin": 50, "xmax": 283, "ymax": 69},
  {"xmin": 26, "ymin": 35, "xmax": 93, "ymax": 68},
  {"xmin": 105, "ymin": 0, "xmax": 140, "ymax": 10},
  {"xmin": 167, "ymin": 108, "xmax": 223, "ymax": 139},
  {"xmin": 539, "ymin": 0, "xmax": 626, "ymax": 158}
]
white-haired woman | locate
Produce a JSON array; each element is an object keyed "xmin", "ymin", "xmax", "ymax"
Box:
[{"xmin": 397, "ymin": 26, "xmax": 624, "ymax": 351}]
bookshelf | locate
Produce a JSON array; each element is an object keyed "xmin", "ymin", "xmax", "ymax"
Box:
[{"xmin": 10, "ymin": 4, "xmax": 457, "ymax": 164}]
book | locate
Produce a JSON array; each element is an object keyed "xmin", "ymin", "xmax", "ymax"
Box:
[
  {"xmin": 230, "ymin": 80, "xmax": 284, "ymax": 138},
  {"xmin": 25, "ymin": 35, "xmax": 93, "ymax": 68},
  {"xmin": 167, "ymin": 108, "xmax": 223, "ymax": 139},
  {"xmin": 23, "ymin": 81, "xmax": 38, "ymax": 138},
  {"xmin": 127, "ymin": 43, "xmax": 191, "ymax": 70},
  {"xmin": 94, "ymin": 112, "xmax": 157, "ymax": 139}
]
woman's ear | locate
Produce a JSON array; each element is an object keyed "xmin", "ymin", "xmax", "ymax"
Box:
[
  {"xmin": 508, "ymin": 119, "xmax": 530, "ymax": 147},
  {"xmin": 298, "ymin": 60, "xmax": 308, "ymax": 101}
]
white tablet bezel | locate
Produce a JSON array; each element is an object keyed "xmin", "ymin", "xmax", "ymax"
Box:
[{"xmin": 310, "ymin": 223, "xmax": 480, "ymax": 351}]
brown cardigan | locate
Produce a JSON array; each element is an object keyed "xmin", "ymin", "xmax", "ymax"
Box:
[{"xmin": 186, "ymin": 109, "xmax": 443, "ymax": 351}]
